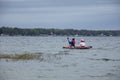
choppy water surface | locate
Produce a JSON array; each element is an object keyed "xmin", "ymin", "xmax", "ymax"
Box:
[{"xmin": 0, "ymin": 36, "xmax": 120, "ymax": 80}]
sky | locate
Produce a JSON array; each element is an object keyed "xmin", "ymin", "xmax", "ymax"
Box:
[{"xmin": 0, "ymin": 0, "xmax": 120, "ymax": 30}]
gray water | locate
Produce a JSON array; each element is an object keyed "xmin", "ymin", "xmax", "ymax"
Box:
[{"xmin": 0, "ymin": 36, "xmax": 120, "ymax": 80}]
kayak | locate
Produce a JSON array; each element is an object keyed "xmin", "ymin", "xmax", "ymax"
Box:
[{"xmin": 63, "ymin": 46, "xmax": 92, "ymax": 49}]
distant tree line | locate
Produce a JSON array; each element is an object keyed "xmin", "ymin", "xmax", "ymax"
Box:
[{"xmin": 0, "ymin": 27, "xmax": 120, "ymax": 36}]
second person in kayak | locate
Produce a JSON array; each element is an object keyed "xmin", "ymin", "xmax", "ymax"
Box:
[{"xmin": 71, "ymin": 38, "xmax": 76, "ymax": 47}]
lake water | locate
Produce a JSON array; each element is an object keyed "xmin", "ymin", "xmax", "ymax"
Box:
[{"xmin": 0, "ymin": 36, "xmax": 120, "ymax": 80}]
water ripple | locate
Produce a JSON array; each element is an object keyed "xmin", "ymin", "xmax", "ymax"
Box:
[{"xmin": 88, "ymin": 58, "xmax": 120, "ymax": 61}]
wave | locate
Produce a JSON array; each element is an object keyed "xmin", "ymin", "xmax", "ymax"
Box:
[
  {"xmin": 0, "ymin": 50, "xmax": 70, "ymax": 62},
  {"xmin": 88, "ymin": 58, "xmax": 120, "ymax": 61}
]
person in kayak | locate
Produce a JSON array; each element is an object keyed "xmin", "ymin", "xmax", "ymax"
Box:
[
  {"xmin": 67, "ymin": 38, "xmax": 76, "ymax": 47},
  {"xmin": 79, "ymin": 39, "xmax": 85, "ymax": 47}
]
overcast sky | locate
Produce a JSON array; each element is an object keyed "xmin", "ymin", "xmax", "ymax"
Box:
[{"xmin": 0, "ymin": 0, "xmax": 120, "ymax": 30}]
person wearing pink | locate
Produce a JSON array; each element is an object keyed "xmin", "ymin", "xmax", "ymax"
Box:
[{"xmin": 71, "ymin": 38, "xmax": 76, "ymax": 47}]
